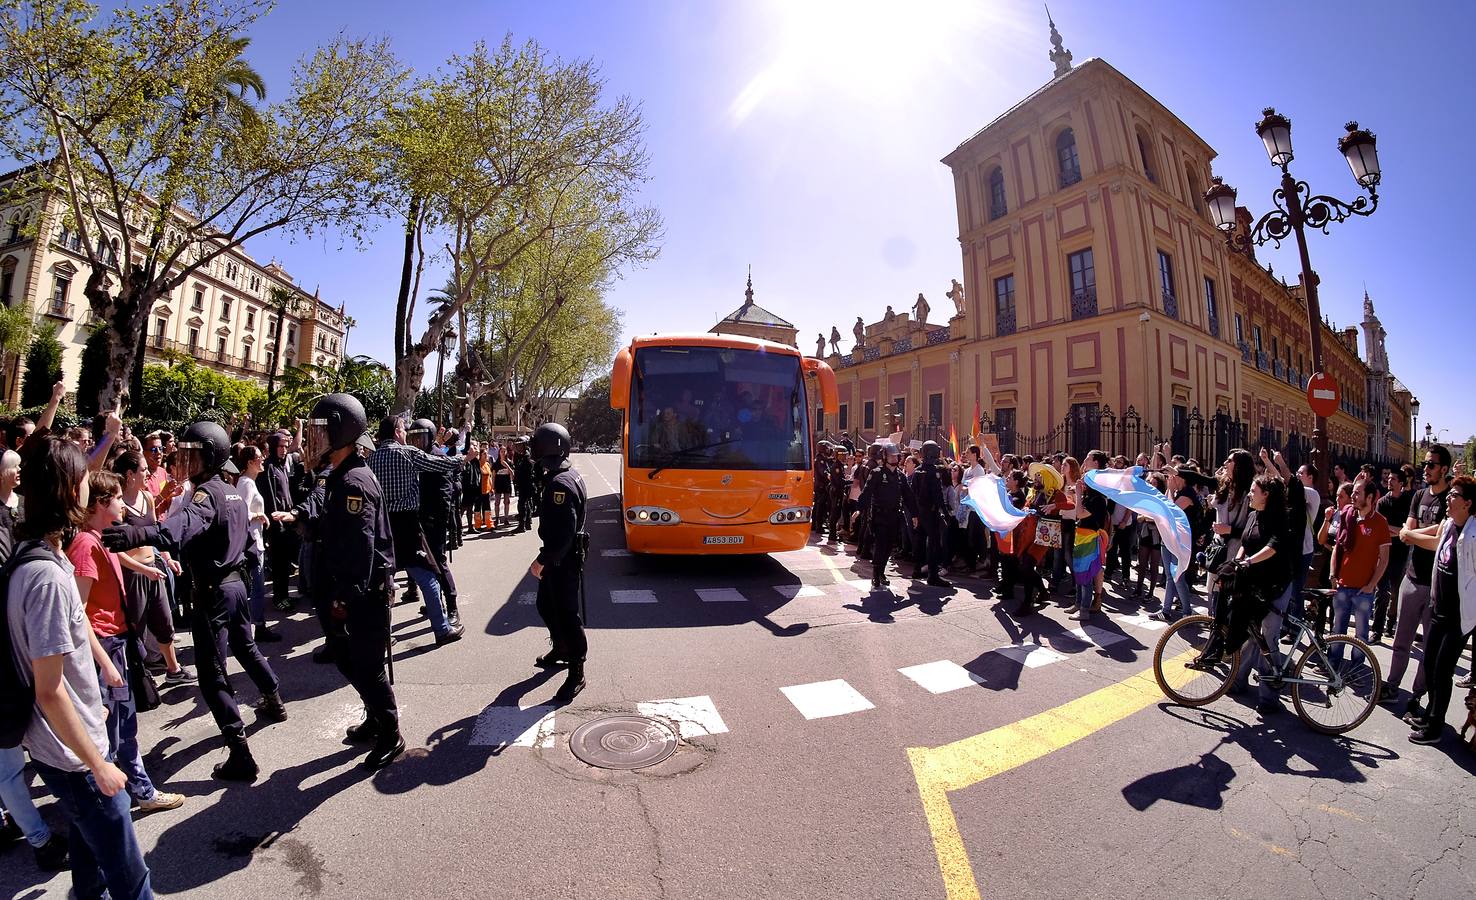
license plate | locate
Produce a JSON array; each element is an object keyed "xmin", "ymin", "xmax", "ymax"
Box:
[{"xmin": 703, "ymin": 535, "xmax": 746, "ymax": 545}]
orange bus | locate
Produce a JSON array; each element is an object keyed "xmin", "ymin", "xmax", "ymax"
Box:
[{"xmin": 609, "ymin": 333, "xmax": 839, "ymax": 554}]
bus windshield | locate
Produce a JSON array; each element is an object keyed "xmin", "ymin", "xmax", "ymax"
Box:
[{"xmin": 629, "ymin": 345, "xmax": 810, "ymax": 471}]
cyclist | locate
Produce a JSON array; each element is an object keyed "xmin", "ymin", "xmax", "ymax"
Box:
[{"xmin": 1192, "ymin": 473, "xmax": 1290, "ymax": 671}]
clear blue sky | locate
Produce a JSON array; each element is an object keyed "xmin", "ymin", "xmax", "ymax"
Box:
[{"xmin": 234, "ymin": 0, "xmax": 1474, "ymax": 440}]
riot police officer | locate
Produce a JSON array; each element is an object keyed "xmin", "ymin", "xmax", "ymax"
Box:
[
  {"xmin": 406, "ymin": 418, "xmax": 460, "ymax": 626},
  {"xmin": 811, "ymin": 442, "xmax": 832, "ymax": 535},
  {"xmin": 528, "ymin": 422, "xmax": 589, "ymax": 704},
  {"xmin": 913, "ymin": 441, "xmax": 952, "ymax": 588},
  {"xmin": 276, "ymin": 394, "xmax": 404, "ymax": 770},
  {"xmin": 104, "ymin": 421, "xmax": 285, "ymax": 782},
  {"xmin": 858, "ymin": 442, "xmax": 918, "ymax": 590}
]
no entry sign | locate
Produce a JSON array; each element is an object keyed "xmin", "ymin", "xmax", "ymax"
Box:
[{"xmin": 1306, "ymin": 372, "xmax": 1340, "ymax": 418}]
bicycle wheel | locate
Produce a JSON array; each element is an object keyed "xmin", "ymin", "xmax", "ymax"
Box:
[
  {"xmin": 1153, "ymin": 615, "xmax": 1241, "ymax": 706},
  {"xmin": 1290, "ymin": 635, "xmax": 1382, "ymax": 734}
]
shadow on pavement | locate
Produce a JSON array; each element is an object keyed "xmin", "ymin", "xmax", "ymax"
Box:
[{"xmin": 1121, "ymin": 703, "xmax": 1399, "ymax": 812}]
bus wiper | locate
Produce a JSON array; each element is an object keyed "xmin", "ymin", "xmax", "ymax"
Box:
[{"xmin": 647, "ymin": 438, "xmax": 739, "ymax": 479}]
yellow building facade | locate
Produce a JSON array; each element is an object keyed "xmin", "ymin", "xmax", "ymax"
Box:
[{"xmin": 808, "ymin": 51, "xmax": 1414, "ymax": 467}]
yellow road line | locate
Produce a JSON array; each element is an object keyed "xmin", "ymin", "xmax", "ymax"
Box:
[
  {"xmin": 906, "ymin": 650, "xmax": 1202, "ymax": 899},
  {"xmin": 1227, "ymin": 826, "xmax": 1298, "ymax": 859}
]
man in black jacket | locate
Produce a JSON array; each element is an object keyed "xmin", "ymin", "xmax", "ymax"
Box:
[
  {"xmin": 257, "ymin": 431, "xmax": 303, "ymax": 612},
  {"xmin": 858, "ymin": 443, "xmax": 917, "ymax": 590}
]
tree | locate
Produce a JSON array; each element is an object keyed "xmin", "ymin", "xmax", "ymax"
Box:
[
  {"xmin": 0, "ymin": 304, "xmax": 34, "ymax": 404},
  {"xmin": 0, "ymin": 0, "xmax": 406, "ymax": 412},
  {"xmin": 135, "ymin": 358, "xmax": 265, "ymax": 429},
  {"xmin": 566, "ymin": 375, "xmax": 620, "ymax": 448},
  {"xmin": 20, "ymin": 321, "xmax": 63, "ymax": 408},
  {"xmin": 263, "ymin": 285, "xmax": 308, "ymax": 398},
  {"xmin": 266, "ymin": 354, "xmax": 395, "ymax": 426},
  {"xmin": 1464, "ymin": 435, "xmax": 1476, "ymax": 474},
  {"xmin": 74, "ymin": 322, "xmax": 110, "ymax": 418},
  {"xmin": 384, "ymin": 37, "xmax": 660, "ymax": 416}
]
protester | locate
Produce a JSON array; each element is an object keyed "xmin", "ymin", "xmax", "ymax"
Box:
[
  {"xmin": 1382, "ymin": 444, "xmax": 1454, "ymax": 714},
  {"xmin": 111, "ymin": 451, "xmax": 193, "ymax": 683},
  {"xmin": 1327, "ymin": 478, "xmax": 1392, "ymax": 656},
  {"xmin": 67, "ymin": 470, "xmax": 185, "ymax": 815},
  {"xmin": 233, "ymin": 445, "xmax": 277, "ymax": 642},
  {"xmin": 1373, "ymin": 466, "xmax": 1414, "ymax": 643},
  {"xmin": 7, "ymin": 434, "xmax": 155, "ymax": 898}
]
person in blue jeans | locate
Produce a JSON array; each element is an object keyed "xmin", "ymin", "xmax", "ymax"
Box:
[
  {"xmin": 6, "ymin": 435, "xmax": 153, "ymax": 899},
  {"xmin": 1, "ymin": 745, "xmax": 69, "ymax": 870},
  {"xmin": 1328, "ymin": 478, "xmax": 1392, "ymax": 662},
  {"xmin": 1153, "ymin": 466, "xmax": 1201, "ymax": 622}
]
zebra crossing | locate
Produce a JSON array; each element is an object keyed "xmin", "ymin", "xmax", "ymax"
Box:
[{"xmin": 466, "ymin": 607, "xmax": 1171, "ymax": 750}]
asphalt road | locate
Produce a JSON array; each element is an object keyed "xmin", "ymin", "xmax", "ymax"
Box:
[{"xmin": 4, "ymin": 452, "xmax": 1474, "ymax": 899}]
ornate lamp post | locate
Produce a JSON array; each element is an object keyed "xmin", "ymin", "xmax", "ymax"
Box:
[
  {"xmin": 1411, "ymin": 396, "xmax": 1420, "ymax": 455},
  {"xmin": 1205, "ymin": 108, "xmax": 1382, "ymax": 498}
]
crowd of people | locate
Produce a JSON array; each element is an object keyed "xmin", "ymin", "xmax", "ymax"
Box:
[
  {"xmin": 0, "ymin": 384, "xmax": 578, "ymax": 900},
  {"xmin": 813, "ymin": 435, "xmax": 1475, "ymax": 740}
]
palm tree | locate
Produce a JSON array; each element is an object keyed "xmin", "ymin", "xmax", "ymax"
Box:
[{"xmin": 207, "ymin": 36, "xmax": 267, "ymax": 132}]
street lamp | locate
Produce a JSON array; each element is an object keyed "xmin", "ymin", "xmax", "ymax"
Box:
[
  {"xmin": 1410, "ymin": 396, "xmax": 1420, "ymax": 455},
  {"xmin": 1206, "ymin": 108, "xmax": 1382, "ymax": 498}
]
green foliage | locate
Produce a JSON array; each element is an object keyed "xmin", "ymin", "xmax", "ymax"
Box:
[
  {"xmin": 0, "ymin": 304, "xmax": 35, "ymax": 402},
  {"xmin": 263, "ymin": 355, "xmax": 395, "ymax": 426},
  {"xmin": 134, "ymin": 360, "xmax": 265, "ymax": 431},
  {"xmin": 566, "ymin": 374, "xmax": 620, "ymax": 448},
  {"xmin": 74, "ymin": 324, "xmax": 110, "ymax": 418},
  {"xmin": 20, "ymin": 322, "xmax": 62, "ymax": 408},
  {"xmin": 1464, "ymin": 435, "xmax": 1476, "ymax": 474}
]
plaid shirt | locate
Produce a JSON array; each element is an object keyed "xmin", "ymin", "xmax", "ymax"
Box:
[{"xmin": 367, "ymin": 441, "xmax": 461, "ymax": 513}]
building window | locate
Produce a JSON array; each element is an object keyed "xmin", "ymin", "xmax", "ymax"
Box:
[
  {"xmin": 187, "ymin": 327, "xmax": 199, "ymax": 350},
  {"xmin": 987, "ymin": 167, "xmax": 1007, "ymax": 220},
  {"xmin": 1157, "ymin": 250, "xmax": 1178, "ymax": 319},
  {"xmin": 1186, "ymin": 167, "xmax": 1204, "ymax": 215},
  {"xmin": 1137, "ymin": 130, "xmax": 1157, "ymax": 184},
  {"xmin": 839, "ymin": 404, "xmax": 848, "ymax": 432},
  {"xmin": 6, "ymin": 218, "xmax": 21, "ymax": 243},
  {"xmin": 1056, "ymin": 129, "xmax": 1081, "ymax": 187},
  {"xmin": 50, "ymin": 276, "xmax": 70, "ymax": 315},
  {"xmin": 220, "ymin": 297, "xmax": 232, "ymax": 320},
  {"xmin": 892, "ymin": 397, "xmax": 906, "ymax": 430},
  {"xmin": 286, "ymin": 324, "xmax": 296, "ymax": 345},
  {"xmin": 1172, "ymin": 404, "xmax": 1189, "ymax": 458},
  {"xmin": 993, "ymin": 274, "xmax": 1017, "ymax": 337},
  {"xmin": 1204, "ymin": 277, "xmax": 1220, "ymax": 338},
  {"xmin": 245, "ymin": 308, "xmax": 255, "ymax": 330},
  {"xmin": 153, "ymin": 317, "xmax": 167, "ymax": 347},
  {"xmin": 266, "ymin": 350, "xmax": 276, "ymax": 372},
  {"xmin": 192, "ymin": 288, "xmax": 204, "ymax": 311},
  {"xmin": 863, "ymin": 400, "xmax": 875, "ymax": 430},
  {"xmin": 928, "ymin": 392, "xmax": 944, "ymax": 427},
  {"xmin": 268, "ymin": 317, "xmax": 279, "ymax": 338},
  {"xmin": 0, "ymin": 262, "xmax": 13, "ymax": 306},
  {"xmin": 1234, "ymin": 313, "xmax": 1244, "ymax": 345},
  {"xmin": 995, "ymin": 407, "xmax": 1016, "ymax": 456},
  {"xmin": 1068, "ymin": 248, "xmax": 1096, "ymax": 318},
  {"xmin": 1253, "ymin": 326, "xmax": 1263, "ymax": 352}
]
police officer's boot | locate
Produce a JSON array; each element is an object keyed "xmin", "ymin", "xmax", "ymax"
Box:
[
  {"xmin": 535, "ymin": 643, "xmax": 569, "ymax": 669},
  {"xmin": 553, "ymin": 663, "xmax": 586, "ymax": 705},
  {"xmin": 363, "ymin": 715, "xmax": 405, "ymax": 770},
  {"xmin": 345, "ymin": 709, "xmax": 380, "ymax": 744},
  {"xmin": 444, "ymin": 592, "xmax": 461, "ymax": 628},
  {"xmin": 213, "ymin": 736, "xmax": 259, "ymax": 782},
  {"xmin": 253, "ymin": 690, "xmax": 288, "ymax": 723}
]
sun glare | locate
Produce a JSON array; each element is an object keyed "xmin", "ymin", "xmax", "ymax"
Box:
[{"xmin": 729, "ymin": 0, "xmax": 1007, "ymax": 124}]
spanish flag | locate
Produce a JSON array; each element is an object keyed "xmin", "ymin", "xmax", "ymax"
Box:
[{"xmin": 948, "ymin": 423, "xmax": 959, "ymax": 459}]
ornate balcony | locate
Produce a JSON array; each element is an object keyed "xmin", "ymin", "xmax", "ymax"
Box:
[
  {"xmin": 1059, "ymin": 165, "xmax": 1082, "ymax": 188},
  {"xmin": 996, "ymin": 307, "xmax": 1017, "ymax": 337},
  {"xmin": 1161, "ymin": 289, "xmax": 1179, "ymax": 320},
  {"xmin": 1070, "ymin": 287, "xmax": 1097, "ymax": 319},
  {"xmin": 989, "ymin": 202, "xmax": 1007, "ymax": 221},
  {"xmin": 1208, "ymin": 315, "xmax": 1220, "ymax": 339},
  {"xmin": 926, "ymin": 328, "xmax": 950, "ymax": 346}
]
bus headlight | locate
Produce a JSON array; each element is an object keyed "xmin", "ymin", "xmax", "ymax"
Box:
[
  {"xmin": 627, "ymin": 506, "xmax": 680, "ymax": 525},
  {"xmin": 769, "ymin": 507, "xmax": 812, "ymax": 524}
]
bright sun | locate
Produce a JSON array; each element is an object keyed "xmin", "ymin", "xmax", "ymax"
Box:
[{"xmin": 729, "ymin": 0, "xmax": 1003, "ymax": 123}]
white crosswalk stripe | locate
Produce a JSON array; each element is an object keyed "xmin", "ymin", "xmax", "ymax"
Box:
[
  {"xmin": 469, "ymin": 704, "xmax": 557, "ymax": 749},
  {"xmin": 898, "ymin": 660, "xmax": 985, "ymax": 694},
  {"xmin": 780, "ymin": 679, "xmax": 875, "ymax": 719},
  {"xmin": 610, "ymin": 589, "xmax": 658, "ymax": 604},
  {"xmin": 602, "ymin": 548, "xmax": 632, "ymax": 557},
  {"xmin": 696, "ymin": 588, "xmax": 748, "ymax": 603},
  {"xmin": 1066, "ymin": 625, "xmax": 1132, "ymax": 647},
  {"xmin": 774, "ymin": 584, "xmax": 827, "ymax": 599},
  {"xmin": 636, "ymin": 696, "xmax": 729, "ymax": 738},
  {"xmin": 992, "ymin": 642, "xmax": 1068, "ymax": 668},
  {"xmin": 1114, "ymin": 613, "xmax": 1169, "ymax": 632}
]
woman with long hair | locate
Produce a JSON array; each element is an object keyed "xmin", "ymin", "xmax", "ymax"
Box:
[
  {"xmin": 493, "ymin": 440, "xmax": 514, "ymax": 527},
  {"xmin": 1053, "ymin": 455, "xmax": 1082, "ymax": 595},
  {"xmin": 460, "ymin": 439, "xmax": 482, "ymax": 533},
  {"xmin": 230, "ymin": 444, "xmax": 276, "ymax": 642},
  {"xmin": 1195, "ymin": 473, "xmax": 1290, "ymax": 684},
  {"xmin": 111, "ymin": 450, "xmax": 193, "ymax": 681},
  {"xmin": 1207, "ymin": 448, "xmax": 1255, "ymax": 612}
]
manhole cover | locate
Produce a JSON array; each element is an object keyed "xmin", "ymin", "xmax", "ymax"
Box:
[{"xmin": 569, "ymin": 715, "xmax": 679, "ymax": 770}]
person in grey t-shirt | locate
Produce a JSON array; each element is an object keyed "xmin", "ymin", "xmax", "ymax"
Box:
[{"xmin": 8, "ymin": 433, "xmax": 152, "ymax": 899}]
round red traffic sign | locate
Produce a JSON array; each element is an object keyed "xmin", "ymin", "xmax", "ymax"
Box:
[{"xmin": 1306, "ymin": 371, "xmax": 1340, "ymax": 418}]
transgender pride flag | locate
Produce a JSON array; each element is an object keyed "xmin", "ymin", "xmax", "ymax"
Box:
[
  {"xmin": 961, "ymin": 473, "xmax": 1030, "ymax": 536},
  {"xmin": 1084, "ymin": 466, "xmax": 1195, "ymax": 580}
]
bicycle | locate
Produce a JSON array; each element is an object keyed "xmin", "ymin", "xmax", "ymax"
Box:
[{"xmin": 1151, "ymin": 592, "xmax": 1383, "ymax": 734}]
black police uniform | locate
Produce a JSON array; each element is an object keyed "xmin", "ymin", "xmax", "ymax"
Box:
[
  {"xmin": 812, "ymin": 451, "xmax": 831, "ymax": 535},
  {"xmin": 858, "ymin": 463, "xmax": 917, "ymax": 587},
  {"xmin": 258, "ymin": 434, "xmax": 304, "ymax": 609},
  {"xmin": 536, "ymin": 460, "xmax": 588, "ymax": 683},
  {"xmin": 913, "ymin": 458, "xmax": 950, "ymax": 584},
  {"xmin": 302, "ymin": 453, "xmax": 399, "ymax": 736},
  {"xmin": 514, "ymin": 451, "xmax": 536, "ymax": 532},
  {"xmin": 126, "ymin": 471, "xmax": 283, "ymax": 779}
]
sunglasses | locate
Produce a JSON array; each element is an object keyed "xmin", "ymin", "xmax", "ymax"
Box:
[
  {"xmin": 146, "ymin": 446, "xmax": 163, "ymax": 453},
  {"xmin": 1450, "ymin": 493, "xmax": 1469, "ymax": 502},
  {"xmin": 1423, "ymin": 461, "xmax": 1442, "ymax": 469}
]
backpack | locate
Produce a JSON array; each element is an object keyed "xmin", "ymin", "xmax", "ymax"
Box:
[{"xmin": 0, "ymin": 540, "xmax": 63, "ymax": 749}]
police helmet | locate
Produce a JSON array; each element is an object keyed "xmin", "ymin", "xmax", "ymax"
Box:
[
  {"xmin": 921, "ymin": 440, "xmax": 942, "ymax": 464},
  {"xmin": 530, "ymin": 422, "xmax": 572, "ymax": 465},
  {"xmin": 880, "ymin": 441, "xmax": 900, "ymax": 461},
  {"xmin": 309, "ymin": 393, "xmax": 368, "ymax": 451},
  {"xmin": 177, "ymin": 421, "xmax": 238, "ymax": 476},
  {"xmin": 407, "ymin": 417, "xmax": 436, "ymax": 450}
]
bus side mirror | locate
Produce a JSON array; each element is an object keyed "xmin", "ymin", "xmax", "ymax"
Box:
[
  {"xmin": 610, "ymin": 348, "xmax": 632, "ymax": 410},
  {"xmin": 802, "ymin": 357, "xmax": 839, "ymax": 411}
]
